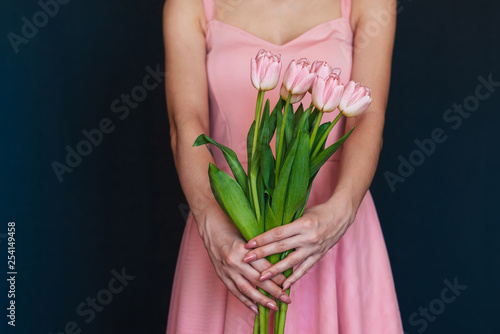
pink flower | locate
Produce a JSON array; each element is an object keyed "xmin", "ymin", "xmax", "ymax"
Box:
[
  {"xmin": 311, "ymin": 74, "xmax": 344, "ymax": 112},
  {"xmin": 280, "ymin": 85, "xmax": 306, "ymax": 104},
  {"xmin": 250, "ymin": 49, "xmax": 282, "ymax": 91},
  {"xmin": 311, "ymin": 61, "xmax": 341, "ymax": 79},
  {"xmin": 339, "ymin": 81, "xmax": 372, "ymax": 117},
  {"xmin": 281, "ymin": 58, "xmax": 315, "ymax": 96}
]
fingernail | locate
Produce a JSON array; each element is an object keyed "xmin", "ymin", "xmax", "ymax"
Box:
[
  {"xmin": 259, "ymin": 272, "xmax": 272, "ymax": 281},
  {"xmin": 246, "ymin": 241, "xmax": 257, "ymax": 248},
  {"xmin": 250, "ymin": 305, "xmax": 259, "ymax": 315},
  {"xmin": 282, "ymin": 282, "xmax": 290, "ymax": 291},
  {"xmin": 279, "ymin": 294, "xmax": 292, "ymax": 304},
  {"xmin": 266, "ymin": 302, "xmax": 278, "ymax": 311},
  {"xmin": 243, "ymin": 253, "xmax": 256, "ymax": 262}
]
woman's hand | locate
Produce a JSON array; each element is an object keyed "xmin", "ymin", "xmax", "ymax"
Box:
[
  {"xmin": 200, "ymin": 207, "xmax": 292, "ymax": 315},
  {"xmin": 243, "ymin": 195, "xmax": 357, "ymax": 291}
]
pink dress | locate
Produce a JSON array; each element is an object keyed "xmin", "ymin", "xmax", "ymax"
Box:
[{"xmin": 167, "ymin": 0, "xmax": 403, "ymax": 332}]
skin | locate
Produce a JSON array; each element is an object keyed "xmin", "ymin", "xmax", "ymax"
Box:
[{"xmin": 163, "ymin": 0, "xmax": 396, "ymax": 315}]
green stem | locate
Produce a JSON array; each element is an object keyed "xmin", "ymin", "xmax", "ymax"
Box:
[
  {"xmin": 274, "ymin": 301, "xmax": 281, "ymax": 333},
  {"xmin": 252, "ymin": 90, "xmax": 265, "ymax": 158},
  {"xmin": 311, "ymin": 111, "xmax": 343, "ymax": 159},
  {"xmin": 265, "ymin": 305, "xmax": 270, "ymax": 334},
  {"xmin": 250, "ymin": 91, "xmax": 265, "ymax": 223},
  {"xmin": 258, "ymin": 304, "xmax": 267, "ymax": 334},
  {"xmin": 250, "ymin": 171, "xmax": 261, "ymax": 222},
  {"xmin": 258, "ymin": 288, "xmax": 269, "ymax": 334},
  {"xmin": 275, "ymin": 94, "xmax": 292, "ymax": 182},
  {"xmin": 309, "ymin": 110, "xmax": 324, "ymax": 149},
  {"xmin": 276, "ymin": 288, "xmax": 290, "ymax": 334},
  {"xmin": 253, "ymin": 314, "xmax": 259, "ymax": 334}
]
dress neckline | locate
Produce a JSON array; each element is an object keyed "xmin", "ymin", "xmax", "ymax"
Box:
[{"xmin": 208, "ymin": 17, "xmax": 351, "ymax": 48}]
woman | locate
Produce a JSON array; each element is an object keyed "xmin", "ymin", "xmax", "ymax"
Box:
[{"xmin": 164, "ymin": 0, "xmax": 403, "ymax": 332}]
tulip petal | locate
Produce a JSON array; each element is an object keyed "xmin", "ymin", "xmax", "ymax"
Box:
[
  {"xmin": 323, "ymin": 85, "xmax": 344, "ymax": 113},
  {"xmin": 311, "ymin": 76, "xmax": 326, "ymax": 110},
  {"xmin": 260, "ymin": 61, "xmax": 281, "ymax": 91},
  {"xmin": 343, "ymin": 95, "xmax": 372, "ymax": 117},
  {"xmin": 291, "ymin": 72, "xmax": 315, "ymax": 95}
]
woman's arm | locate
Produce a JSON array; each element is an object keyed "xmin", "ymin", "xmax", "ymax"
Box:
[
  {"xmin": 243, "ymin": 0, "xmax": 397, "ymax": 290},
  {"xmin": 163, "ymin": 0, "xmax": 291, "ymax": 313}
]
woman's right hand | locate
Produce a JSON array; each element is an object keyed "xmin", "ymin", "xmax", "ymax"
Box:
[{"xmin": 200, "ymin": 207, "xmax": 292, "ymax": 315}]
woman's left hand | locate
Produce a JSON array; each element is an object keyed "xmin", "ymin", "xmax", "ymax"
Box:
[{"xmin": 243, "ymin": 196, "xmax": 357, "ymax": 291}]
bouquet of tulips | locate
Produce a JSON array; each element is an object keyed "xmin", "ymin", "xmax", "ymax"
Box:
[{"xmin": 194, "ymin": 49, "xmax": 372, "ymax": 334}]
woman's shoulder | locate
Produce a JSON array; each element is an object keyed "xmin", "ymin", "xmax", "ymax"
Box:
[
  {"xmin": 351, "ymin": 0, "xmax": 396, "ymax": 31},
  {"xmin": 163, "ymin": 0, "xmax": 207, "ymax": 35}
]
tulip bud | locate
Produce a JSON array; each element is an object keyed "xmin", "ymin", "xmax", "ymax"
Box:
[
  {"xmin": 281, "ymin": 58, "xmax": 315, "ymax": 95},
  {"xmin": 339, "ymin": 81, "xmax": 372, "ymax": 117},
  {"xmin": 311, "ymin": 74, "xmax": 344, "ymax": 112},
  {"xmin": 310, "ymin": 61, "xmax": 341, "ymax": 79},
  {"xmin": 250, "ymin": 49, "xmax": 282, "ymax": 91}
]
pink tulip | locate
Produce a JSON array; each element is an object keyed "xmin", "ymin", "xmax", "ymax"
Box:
[
  {"xmin": 281, "ymin": 58, "xmax": 315, "ymax": 96},
  {"xmin": 250, "ymin": 49, "xmax": 282, "ymax": 91},
  {"xmin": 339, "ymin": 81, "xmax": 372, "ymax": 117},
  {"xmin": 280, "ymin": 85, "xmax": 306, "ymax": 104},
  {"xmin": 311, "ymin": 74, "xmax": 344, "ymax": 113},
  {"xmin": 311, "ymin": 61, "xmax": 341, "ymax": 79},
  {"xmin": 309, "ymin": 61, "xmax": 341, "ymax": 93}
]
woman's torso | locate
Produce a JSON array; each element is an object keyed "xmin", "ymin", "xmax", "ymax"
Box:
[{"xmin": 204, "ymin": 0, "xmax": 354, "ymax": 168}]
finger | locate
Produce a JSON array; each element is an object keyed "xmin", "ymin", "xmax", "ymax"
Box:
[
  {"xmin": 256, "ymin": 277, "xmax": 293, "ymax": 304},
  {"xmin": 281, "ymin": 256, "xmax": 318, "ymax": 291},
  {"xmin": 249, "ymin": 258, "xmax": 286, "ymax": 285},
  {"xmin": 224, "ymin": 279, "xmax": 260, "ymax": 315},
  {"xmin": 244, "ymin": 235, "xmax": 303, "ymax": 262},
  {"xmin": 245, "ymin": 223, "xmax": 301, "ymax": 249},
  {"xmin": 240, "ymin": 260, "xmax": 291, "ymax": 304},
  {"xmin": 233, "ymin": 275, "xmax": 280, "ymax": 311},
  {"xmin": 257, "ymin": 250, "xmax": 306, "ymax": 282}
]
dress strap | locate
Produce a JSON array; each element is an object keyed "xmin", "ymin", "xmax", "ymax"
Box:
[
  {"xmin": 340, "ymin": 0, "xmax": 352, "ymax": 19},
  {"xmin": 202, "ymin": 0, "xmax": 216, "ymax": 24}
]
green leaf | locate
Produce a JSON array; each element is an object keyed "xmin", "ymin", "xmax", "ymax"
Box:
[
  {"xmin": 259, "ymin": 99, "xmax": 278, "ymax": 148},
  {"xmin": 271, "ymin": 136, "xmax": 299, "ymax": 225},
  {"xmin": 194, "ymin": 134, "xmax": 248, "ymax": 195},
  {"xmin": 257, "ymin": 172, "xmax": 265, "ymax": 227},
  {"xmin": 268, "ymin": 103, "xmax": 278, "ymax": 139},
  {"xmin": 294, "ymin": 183, "xmax": 313, "ymax": 220},
  {"xmin": 309, "ymin": 108, "xmax": 320, "ymax": 129},
  {"xmin": 292, "ymin": 106, "xmax": 310, "ymax": 138},
  {"xmin": 259, "ymin": 100, "xmax": 270, "ymax": 137},
  {"xmin": 284, "ymin": 102, "xmax": 294, "ymax": 147},
  {"xmin": 264, "ymin": 195, "xmax": 277, "ymax": 232},
  {"xmin": 260, "ymin": 144, "xmax": 275, "ymax": 190},
  {"xmin": 275, "ymin": 104, "xmax": 283, "ymax": 159},
  {"xmin": 293, "ymin": 103, "xmax": 305, "ymax": 128},
  {"xmin": 208, "ymin": 163, "xmax": 261, "ymax": 241},
  {"xmin": 264, "ymin": 203, "xmax": 281, "ymax": 264},
  {"xmin": 247, "ymin": 121, "xmax": 255, "ymax": 172},
  {"xmin": 282, "ymin": 127, "xmax": 310, "ymax": 225},
  {"xmin": 311, "ymin": 121, "xmax": 331, "ymax": 154},
  {"xmin": 309, "ymin": 127, "xmax": 354, "ymax": 178}
]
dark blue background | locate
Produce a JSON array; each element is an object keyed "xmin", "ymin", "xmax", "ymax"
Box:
[{"xmin": 1, "ymin": 0, "xmax": 499, "ymax": 333}]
